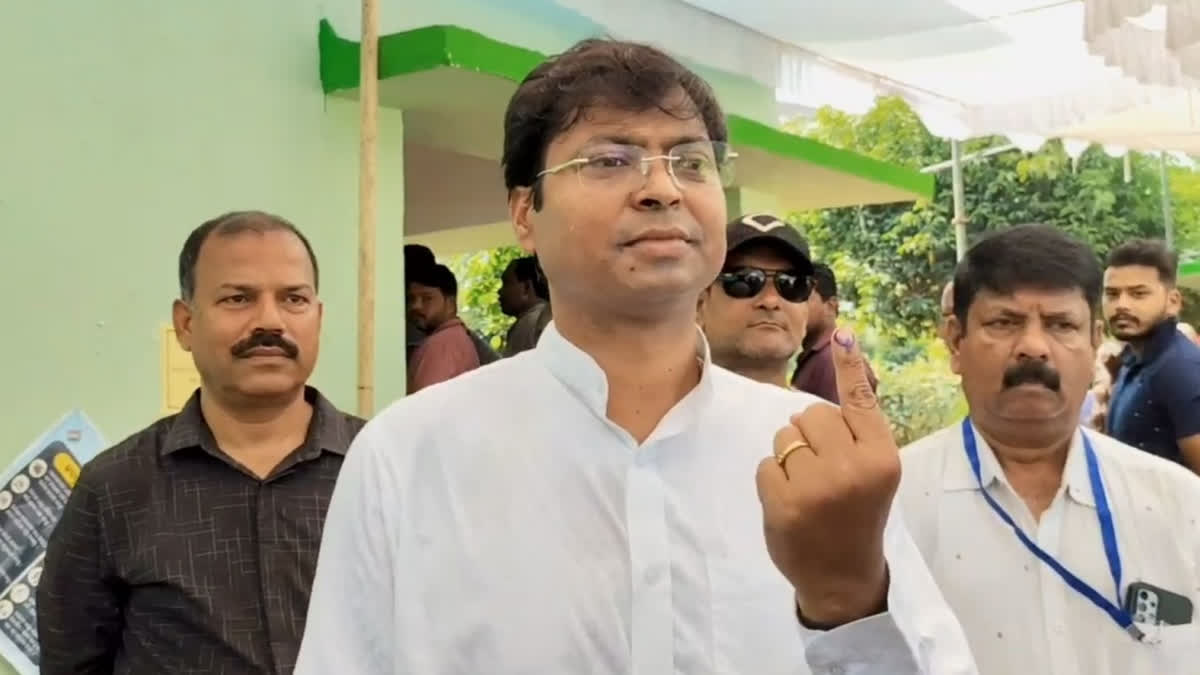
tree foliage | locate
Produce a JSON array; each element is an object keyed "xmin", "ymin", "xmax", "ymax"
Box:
[
  {"xmin": 1170, "ymin": 165, "xmax": 1200, "ymax": 251},
  {"xmin": 876, "ymin": 338, "xmax": 968, "ymax": 446},
  {"xmin": 790, "ymin": 97, "xmax": 1174, "ymax": 341},
  {"xmin": 447, "ymin": 245, "xmax": 525, "ymax": 350}
]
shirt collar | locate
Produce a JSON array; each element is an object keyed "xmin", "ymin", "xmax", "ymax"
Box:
[
  {"xmin": 944, "ymin": 421, "xmax": 1096, "ymax": 508},
  {"xmin": 161, "ymin": 385, "xmax": 355, "ymax": 458},
  {"xmin": 796, "ymin": 326, "xmax": 835, "ymax": 362},
  {"xmin": 534, "ymin": 322, "xmax": 715, "ymax": 442},
  {"xmin": 431, "ymin": 317, "xmax": 466, "ymax": 336},
  {"xmin": 804, "ymin": 326, "xmax": 834, "ymax": 354}
]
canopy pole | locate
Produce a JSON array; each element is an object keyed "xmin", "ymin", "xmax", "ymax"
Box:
[
  {"xmin": 951, "ymin": 140, "xmax": 968, "ymax": 261},
  {"xmin": 356, "ymin": 0, "xmax": 380, "ymax": 416},
  {"xmin": 1160, "ymin": 151, "xmax": 1175, "ymax": 249}
]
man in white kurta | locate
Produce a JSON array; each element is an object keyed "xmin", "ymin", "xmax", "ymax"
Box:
[
  {"xmin": 899, "ymin": 224, "xmax": 1200, "ymax": 675},
  {"xmin": 297, "ymin": 38, "xmax": 977, "ymax": 674},
  {"xmin": 297, "ymin": 326, "xmax": 976, "ymax": 673}
]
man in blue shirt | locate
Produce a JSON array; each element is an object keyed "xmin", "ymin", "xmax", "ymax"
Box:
[{"xmin": 1103, "ymin": 238, "xmax": 1200, "ymax": 471}]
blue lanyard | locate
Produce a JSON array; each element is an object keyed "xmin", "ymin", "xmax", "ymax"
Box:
[{"xmin": 960, "ymin": 418, "xmax": 1144, "ymax": 641}]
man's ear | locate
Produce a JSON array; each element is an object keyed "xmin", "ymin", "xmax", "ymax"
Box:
[
  {"xmin": 1168, "ymin": 286, "xmax": 1184, "ymax": 316},
  {"xmin": 946, "ymin": 315, "xmax": 965, "ymax": 375},
  {"xmin": 1092, "ymin": 318, "xmax": 1104, "ymax": 348},
  {"xmin": 172, "ymin": 299, "xmax": 194, "ymax": 353},
  {"xmin": 509, "ymin": 187, "xmax": 537, "ymax": 254}
]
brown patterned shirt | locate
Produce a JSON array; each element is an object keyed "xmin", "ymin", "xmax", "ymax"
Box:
[{"xmin": 37, "ymin": 387, "xmax": 364, "ymax": 675}]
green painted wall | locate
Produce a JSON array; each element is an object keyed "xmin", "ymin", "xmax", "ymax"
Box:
[{"xmin": 0, "ymin": 0, "xmax": 408, "ymax": 551}]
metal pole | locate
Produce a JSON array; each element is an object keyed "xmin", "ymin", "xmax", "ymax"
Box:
[
  {"xmin": 920, "ymin": 143, "xmax": 1017, "ymax": 173},
  {"xmin": 357, "ymin": 0, "xmax": 380, "ymax": 416},
  {"xmin": 1160, "ymin": 151, "xmax": 1175, "ymax": 249},
  {"xmin": 951, "ymin": 140, "xmax": 968, "ymax": 261}
]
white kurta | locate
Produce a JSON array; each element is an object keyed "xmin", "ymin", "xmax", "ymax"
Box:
[
  {"xmin": 296, "ymin": 325, "xmax": 977, "ymax": 674},
  {"xmin": 900, "ymin": 422, "xmax": 1200, "ymax": 675}
]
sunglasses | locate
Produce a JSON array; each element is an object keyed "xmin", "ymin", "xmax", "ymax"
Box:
[{"xmin": 718, "ymin": 267, "xmax": 814, "ymax": 303}]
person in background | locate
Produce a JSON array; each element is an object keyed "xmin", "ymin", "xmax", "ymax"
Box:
[
  {"xmin": 791, "ymin": 262, "xmax": 878, "ymax": 402},
  {"xmin": 407, "ymin": 263, "xmax": 481, "ymax": 392},
  {"xmin": 405, "ymin": 244, "xmax": 499, "ymax": 369},
  {"xmin": 899, "ymin": 224, "xmax": 1200, "ymax": 675},
  {"xmin": 1102, "ymin": 239, "xmax": 1200, "ymax": 471},
  {"xmin": 296, "ymin": 38, "xmax": 975, "ymax": 675},
  {"xmin": 1087, "ymin": 339, "xmax": 1125, "ymax": 431},
  {"xmin": 697, "ymin": 213, "xmax": 814, "ymax": 387},
  {"xmin": 404, "ymin": 243, "xmax": 437, "ymax": 363},
  {"xmin": 498, "ymin": 255, "xmax": 552, "ymax": 356},
  {"xmin": 38, "ymin": 211, "xmax": 364, "ymax": 674}
]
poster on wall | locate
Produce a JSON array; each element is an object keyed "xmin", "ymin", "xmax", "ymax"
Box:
[{"xmin": 0, "ymin": 410, "xmax": 105, "ymax": 675}]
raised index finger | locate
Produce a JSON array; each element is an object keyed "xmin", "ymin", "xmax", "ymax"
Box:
[{"xmin": 830, "ymin": 327, "xmax": 892, "ymax": 444}]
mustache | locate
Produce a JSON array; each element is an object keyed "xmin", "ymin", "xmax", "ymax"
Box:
[
  {"xmin": 1110, "ymin": 312, "xmax": 1139, "ymax": 324},
  {"xmin": 1002, "ymin": 359, "xmax": 1061, "ymax": 391},
  {"xmin": 231, "ymin": 331, "xmax": 299, "ymax": 359}
]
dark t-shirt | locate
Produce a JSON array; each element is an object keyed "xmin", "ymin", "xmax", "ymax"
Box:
[{"xmin": 1108, "ymin": 319, "xmax": 1200, "ymax": 464}]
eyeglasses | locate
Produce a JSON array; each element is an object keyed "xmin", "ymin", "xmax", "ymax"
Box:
[
  {"xmin": 718, "ymin": 267, "xmax": 814, "ymax": 303},
  {"xmin": 537, "ymin": 141, "xmax": 737, "ymax": 190}
]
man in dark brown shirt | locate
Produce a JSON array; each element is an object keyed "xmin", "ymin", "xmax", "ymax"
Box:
[
  {"xmin": 37, "ymin": 211, "xmax": 365, "ymax": 675},
  {"xmin": 791, "ymin": 263, "xmax": 878, "ymax": 402}
]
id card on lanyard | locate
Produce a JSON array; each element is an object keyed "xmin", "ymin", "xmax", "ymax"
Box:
[{"xmin": 960, "ymin": 418, "xmax": 1145, "ymax": 641}]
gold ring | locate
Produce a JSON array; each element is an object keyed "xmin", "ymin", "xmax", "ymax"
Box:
[{"xmin": 775, "ymin": 440, "xmax": 812, "ymax": 466}]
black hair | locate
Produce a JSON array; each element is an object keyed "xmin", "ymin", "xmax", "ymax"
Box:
[
  {"xmin": 505, "ymin": 256, "xmax": 550, "ymax": 301},
  {"xmin": 953, "ymin": 224, "xmax": 1102, "ymax": 328},
  {"xmin": 1106, "ymin": 238, "xmax": 1178, "ymax": 286},
  {"xmin": 502, "ymin": 38, "xmax": 727, "ymax": 210},
  {"xmin": 405, "ymin": 244, "xmax": 436, "ymax": 271},
  {"xmin": 812, "ymin": 263, "xmax": 837, "ymax": 301},
  {"xmin": 178, "ymin": 210, "xmax": 318, "ymax": 301},
  {"xmin": 408, "ymin": 263, "xmax": 458, "ymax": 298}
]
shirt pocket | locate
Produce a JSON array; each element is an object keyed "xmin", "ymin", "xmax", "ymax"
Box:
[{"xmin": 1132, "ymin": 622, "xmax": 1200, "ymax": 674}]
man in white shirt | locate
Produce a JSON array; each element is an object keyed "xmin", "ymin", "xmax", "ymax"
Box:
[
  {"xmin": 296, "ymin": 38, "xmax": 976, "ymax": 675},
  {"xmin": 698, "ymin": 214, "xmax": 815, "ymax": 388},
  {"xmin": 899, "ymin": 224, "xmax": 1200, "ymax": 675}
]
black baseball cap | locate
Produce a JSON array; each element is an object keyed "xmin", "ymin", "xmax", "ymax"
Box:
[{"xmin": 725, "ymin": 213, "xmax": 814, "ymax": 276}]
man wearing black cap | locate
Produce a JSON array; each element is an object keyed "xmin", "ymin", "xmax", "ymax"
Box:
[{"xmin": 698, "ymin": 213, "xmax": 816, "ymax": 387}]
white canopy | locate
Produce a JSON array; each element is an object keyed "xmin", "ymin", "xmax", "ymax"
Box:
[
  {"xmin": 1084, "ymin": 0, "xmax": 1200, "ymax": 87},
  {"xmin": 554, "ymin": 0, "xmax": 1200, "ymax": 153}
]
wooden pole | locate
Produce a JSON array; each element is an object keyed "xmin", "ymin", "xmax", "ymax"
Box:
[
  {"xmin": 357, "ymin": 0, "xmax": 379, "ymax": 416},
  {"xmin": 950, "ymin": 140, "xmax": 968, "ymax": 261}
]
